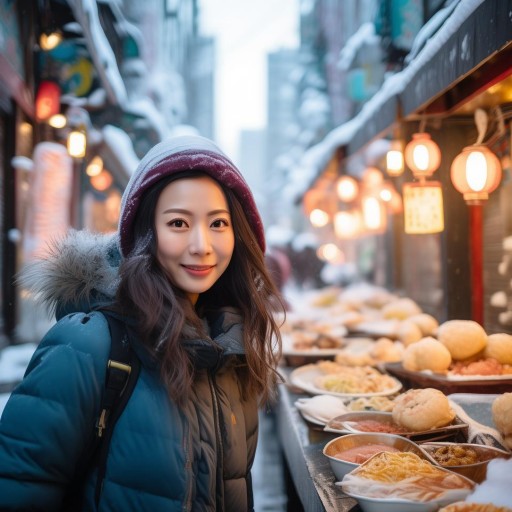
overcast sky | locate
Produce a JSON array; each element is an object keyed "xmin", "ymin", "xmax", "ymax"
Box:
[{"xmin": 199, "ymin": 0, "xmax": 299, "ymax": 162}]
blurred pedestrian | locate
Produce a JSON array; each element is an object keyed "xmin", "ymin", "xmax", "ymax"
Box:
[{"xmin": 0, "ymin": 135, "xmax": 284, "ymax": 511}]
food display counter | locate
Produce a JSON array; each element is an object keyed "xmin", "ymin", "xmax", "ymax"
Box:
[{"xmin": 275, "ymin": 369, "xmax": 361, "ymax": 512}]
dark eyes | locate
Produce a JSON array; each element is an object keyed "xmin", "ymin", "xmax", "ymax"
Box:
[{"xmin": 167, "ymin": 218, "xmax": 230, "ymax": 229}]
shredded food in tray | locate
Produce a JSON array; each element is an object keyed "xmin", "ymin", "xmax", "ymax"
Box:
[
  {"xmin": 314, "ymin": 362, "xmax": 398, "ymax": 394},
  {"xmin": 343, "ymin": 452, "xmax": 474, "ymax": 502}
]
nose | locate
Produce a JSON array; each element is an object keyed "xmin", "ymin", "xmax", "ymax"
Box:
[{"xmin": 189, "ymin": 224, "xmax": 212, "ymax": 254}]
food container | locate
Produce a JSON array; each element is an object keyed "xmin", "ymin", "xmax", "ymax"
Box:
[
  {"xmin": 421, "ymin": 442, "xmax": 511, "ymax": 483},
  {"xmin": 338, "ymin": 451, "xmax": 475, "ymax": 512},
  {"xmin": 323, "ymin": 432, "xmax": 436, "ymax": 481}
]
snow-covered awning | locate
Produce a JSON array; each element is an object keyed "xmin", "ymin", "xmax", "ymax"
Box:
[
  {"xmin": 292, "ymin": 0, "xmax": 512, "ymax": 202},
  {"xmin": 66, "ymin": 0, "xmax": 127, "ymax": 106},
  {"xmin": 100, "ymin": 124, "xmax": 139, "ymax": 186}
]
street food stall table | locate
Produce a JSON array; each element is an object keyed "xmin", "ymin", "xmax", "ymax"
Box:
[{"xmin": 275, "ymin": 373, "xmax": 362, "ymax": 511}]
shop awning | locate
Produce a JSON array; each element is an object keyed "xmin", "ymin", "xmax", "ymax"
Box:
[
  {"xmin": 66, "ymin": 0, "xmax": 127, "ymax": 106},
  {"xmin": 400, "ymin": 0, "xmax": 512, "ymax": 117},
  {"xmin": 293, "ymin": 0, "xmax": 512, "ymax": 201}
]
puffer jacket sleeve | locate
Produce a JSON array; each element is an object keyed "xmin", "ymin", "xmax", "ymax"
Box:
[{"xmin": 0, "ymin": 311, "xmax": 111, "ymax": 511}]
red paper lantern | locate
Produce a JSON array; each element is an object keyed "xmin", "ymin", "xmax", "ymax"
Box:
[{"xmin": 35, "ymin": 81, "xmax": 61, "ymax": 121}]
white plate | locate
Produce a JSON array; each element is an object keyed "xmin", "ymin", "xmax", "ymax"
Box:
[
  {"xmin": 289, "ymin": 364, "xmax": 402, "ymax": 398},
  {"xmin": 294, "ymin": 395, "xmax": 349, "ymax": 425}
]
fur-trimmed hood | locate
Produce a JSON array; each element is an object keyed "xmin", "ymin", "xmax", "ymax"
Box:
[{"xmin": 18, "ymin": 230, "xmax": 121, "ymax": 320}]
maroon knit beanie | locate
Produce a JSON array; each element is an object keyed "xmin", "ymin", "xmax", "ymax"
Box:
[{"xmin": 118, "ymin": 135, "xmax": 265, "ymax": 257}]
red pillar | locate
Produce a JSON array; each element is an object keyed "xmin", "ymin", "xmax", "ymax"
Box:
[{"xmin": 469, "ymin": 204, "xmax": 483, "ymax": 325}]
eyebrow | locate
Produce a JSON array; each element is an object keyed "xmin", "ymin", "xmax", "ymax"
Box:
[{"xmin": 161, "ymin": 208, "xmax": 231, "ymax": 216}]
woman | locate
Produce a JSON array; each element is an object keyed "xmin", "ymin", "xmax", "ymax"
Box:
[{"xmin": 0, "ymin": 135, "xmax": 284, "ymax": 511}]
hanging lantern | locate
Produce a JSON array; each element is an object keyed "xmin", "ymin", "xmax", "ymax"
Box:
[
  {"xmin": 35, "ymin": 81, "xmax": 61, "ymax": 121},
  {"xmin": 403, "ymin": 181, "xmax": 444, "ymax": 234},
  {"xmin": 309, "ymin": 208, "xmax": 329, "ymax": 227},
  {"xmin": 362, "ymin": 166, "xmax": 384, "ymax": 189},
  {"xmin": 67, "ymin": 125, "xmax": 87, "ymax": 158},
  {"xmin": 362, "ymin": 195, "xmax": 386, "ymax": 233},
  {"xmin": 336, "ymin": 175, "xmax": 359, "ymax": 202},
  {"xmin": 450, "ymin": 145, "xmax": 502, "ymax": 204},
  {"xmin": 90, "ymin": 170, "xmax": 113, "ymax": 192},
  {"xmin": 386, "ymin": 139, "xmax": 404, "ymax": 177},
  {"xmin": 404, "ymin": 133, "xmax": 441, "ymax": 180},
  {"xmin": 334, "ymin": 210, "xmax": 361, "ymax": 239}
]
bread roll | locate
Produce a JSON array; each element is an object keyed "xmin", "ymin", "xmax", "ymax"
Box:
[
  {"xmin": 437, "ymin": 320, "xmax": 487, "ymax": 360},
  {"xmin": 381, "ymin": 297, "xmax": 422, "ymax": 320},
  {"xmin": 484, "ymin": 333, "xmax": 512, "ymax": 365},
  {"xmin": 397, "ymin": 320, "xmax": 423, "ymax": 346},
  {"xmin": 492, "ymin": 393, "xmax": 512, "ymax": 449},
  {"xmin": 408, "ymin": 313, "xmax": 439, "ymax": 336},
  {"xmin": 402, "ymin": 337, "xmax": 452, "ymax": 372},
  {"xmin": 392, "ymin": 388, "xmax": 455, "ymax": 432}
]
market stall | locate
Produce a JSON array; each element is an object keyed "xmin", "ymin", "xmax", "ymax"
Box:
[{"xmin": 274, "ymin": 284, "xmax": 512, "ymax": 511}]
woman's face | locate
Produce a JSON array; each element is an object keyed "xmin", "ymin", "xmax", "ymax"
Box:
[{"xmin": 154, "ymin": 175, "xmax": 235, "ymax": 304}]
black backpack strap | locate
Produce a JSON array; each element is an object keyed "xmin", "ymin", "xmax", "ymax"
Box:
[{"xmin": 94, "ymin": 312, "xmax": 141, "ymax": 506}]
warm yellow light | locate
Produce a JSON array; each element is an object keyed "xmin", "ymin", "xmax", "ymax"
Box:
[
  {"xmin": 48, "ymin": 114, "xmax": 67, "ymax": 129},
  {"xmin": 403, "ymin": 181, "xmax": 444, "ymax": 234},
  {"xmin": 86, "ymin": 156, "xmax": 103, "ymax": 177},
  {"xmin": 379, "ymin": 188, "xmax": 392, "ymax": 202},
  {"xmin": 336, "ymin": 176, "xmax": 358, "ymax": 202},
  {"xmin": 40, "ymin": 31, "xmax": 63, "ymax": 51},
  {"xmin": 316, "ymin": 243, "xmax": 343, "ymax": 262},
  {"xmin": 309, "ymin": 208, "xmax": 329, "ymax": 227},
  {"xmin": 386, "ymin": 149, "xmax": 404, "ymax": 176},
  {"xmin": 362, "ymin": 196, "xmax": 383, "ymax": 231},
  {"xmin": 412, "ymin": 144, "xmax": 429, "ymax": 171},
  {"xmin": 450, "ymin": 144, "xmax": 502, "ymax": 204},
  {"xmin": 67, "ymin": 129, "xmax": 87, "ymax": 158},
  {"xmin": 466, "ymin": 151, "xmax": 487, "ymax": 191},
  {"xmin": 90, "ymin": 170, "xmax": 113, "ymax": 191},
  {"xmin": 334, "ymin": 210, "xmax": 361, "ymax": 239},
  {"xmin": 405, "ymin": 132, "xmax": 441, "ymax": 180}
]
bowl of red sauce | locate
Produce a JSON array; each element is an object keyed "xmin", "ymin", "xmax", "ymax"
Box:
[{"xmin": 323, "ymin": 432, "xmax": 436, "ymax": 481}]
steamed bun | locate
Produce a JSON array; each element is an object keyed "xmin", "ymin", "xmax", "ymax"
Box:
[
  {"xmin": 492, "ymin": 393, "xmax": 512, "ymax": 449},
  {"xmin": 484, "ymin": 333, "xmax": 512, "ymax": 365},
  {"xmin": 437, "ymin": 320, "xmax": 487, "ymax": 360},
  {"xmin": 407, "ymin": 313, "xmax": 439, "ymax": 336},
  {"xmin": 392, "ymin": 388, "xmax": 455, "ymax": 431},
  {"xmin": 382, "ymin": 298, "xmax": 422, "ymax": 320},
  {"xmin": 402, "ymin": 337, "xmax": 452, "ymax": 372}
]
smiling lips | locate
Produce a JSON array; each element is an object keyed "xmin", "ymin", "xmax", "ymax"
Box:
[{"xmin": 181, "ymin": 264, "xmax": 216, "ymax": 277}]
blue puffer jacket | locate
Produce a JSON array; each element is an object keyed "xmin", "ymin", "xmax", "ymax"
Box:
[{"xmin": 0, "ymin": 231, "xmax": 258, "ymax": 511}]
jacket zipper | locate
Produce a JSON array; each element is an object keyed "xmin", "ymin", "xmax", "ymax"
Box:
[
  {"xmin": 209, "ymin": 370, "xmax": 224, "ymax": 512},
  {"xmin": 182, "ymin": 411, "xmax": 194, "ymax": 512}
]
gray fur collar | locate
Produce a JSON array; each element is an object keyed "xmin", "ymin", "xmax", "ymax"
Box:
[{"xmin": 18, "ymin": 230, "xmax": 121, "ymax": 318}]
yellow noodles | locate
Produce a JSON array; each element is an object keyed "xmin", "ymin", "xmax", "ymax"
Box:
[{"xmin": 355, "ymin": 452, "xmax": 443, "ymax": 483}]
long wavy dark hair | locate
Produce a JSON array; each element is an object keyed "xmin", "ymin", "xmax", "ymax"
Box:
[{"xmin": 114, "ymin": 170, "xmax": 284, "ymax": 405}]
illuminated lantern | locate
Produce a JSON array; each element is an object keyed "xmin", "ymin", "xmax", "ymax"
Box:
[
  {"xmin": 362, "ymin": 195, "xmax": 386, "ymax": 233},
  {"xmin": 86, "ymin": 156, "xmax": 103, "ymax": 177},
  {"xmin": 403, "ymin": 182, "xmax": 444, "ymax": 234},
  {"xmin": 67, "ymin": 126, "xmax": 87, "ymax": 158},
  {"xmin": 386, "ymin": 139, "xmax": 404, "ymax": 177},
  {"xmin": 334, "ymin": 210, "xmax": 361, "ymax": 239},
  {"xmin": 35, "ymin": 81, "xmax": 61, "ymax": 121},
  {"xmin": 90, "ymin": 170, "xmax": 113, "ymax": 191},
  {"xmin": 450, "ymin": 145, "xmax": 502, "ymax": 204},
  {"xmin": 404, "ymin": 133, "xmax": 441, "ymax": 180},
  {"xmin": 309, "ymin": 208, "xmax": 329, "ymax": 227},
  {"xmin": 336, "ymin": 175, "xmax": 359, "ymax": 202}
]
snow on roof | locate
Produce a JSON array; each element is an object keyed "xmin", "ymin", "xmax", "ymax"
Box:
[
  {"xmin": 337, "ymin": 22, "xmax": 379, "ymax": 71},
  {"xmin": 290, "ymin": 0, "xmax": 486, "ymax": 202},
  {"xmin": 68, "ymin": 0, "xmax": 127, "ymax": 105},
  {"xmin": 102, "ymin": 124, "xmax": 140, "ymax": 176}
]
